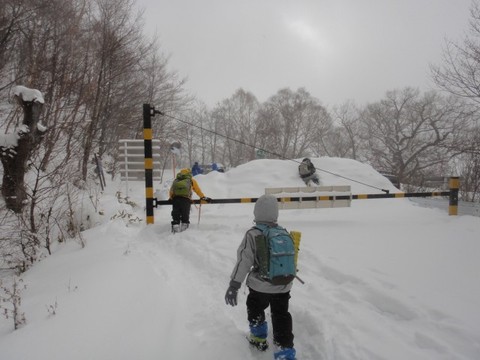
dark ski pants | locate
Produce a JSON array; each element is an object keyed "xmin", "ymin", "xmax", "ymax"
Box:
[
  {"xmin": 171, "ymin": 196, "xmax": 192, "ymax": 225},
  {"xmin": 246, "ymin": 288, "xmax": 294, "ymax": 348},
  {"xmin": 300, "ymin": 173, "xmax": 319, "ymax": 185}
]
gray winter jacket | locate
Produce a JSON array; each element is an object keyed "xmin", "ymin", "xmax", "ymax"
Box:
[{"xmin": 229, "ymin": 194, "xmax": 293, "ymax": 294}]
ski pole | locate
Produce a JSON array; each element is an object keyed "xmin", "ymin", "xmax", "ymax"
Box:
[{"xmin": 197, "ymin": 202, "xmax": 202, "ymax": 225}]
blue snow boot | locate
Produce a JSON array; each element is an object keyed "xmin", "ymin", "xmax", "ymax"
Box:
[
  {"xmin": 247, "ymin": 321, "xmax": 268, "ymax": 351},
  {"xmin": 274, "ymin": 347, "xmax": 296, "ymax": 360}
]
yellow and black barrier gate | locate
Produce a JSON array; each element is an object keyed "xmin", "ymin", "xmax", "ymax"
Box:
[
  {"xmin": 143, "ymin": 104, "xmax": 164, "ymax": 225},
  {"xmin": 152, "ymin": 176, "xmax": 460, "ymax": 217}
]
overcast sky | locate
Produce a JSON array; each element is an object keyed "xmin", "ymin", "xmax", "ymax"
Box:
[{"xmin": 136, "ymin": 0, "xmax": 472, "ymax": 108}]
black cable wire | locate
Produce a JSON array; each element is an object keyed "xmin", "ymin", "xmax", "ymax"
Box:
[{"xmin": 163, "ymin": 112, "xmax": 388, "ymax": 193}]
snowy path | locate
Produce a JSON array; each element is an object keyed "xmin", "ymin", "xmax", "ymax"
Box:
[{"xmin": 121, "ymin": 200, "xmax": 479, "ymax": 360}]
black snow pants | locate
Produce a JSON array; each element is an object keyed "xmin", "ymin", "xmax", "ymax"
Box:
[
  {"xmin": 246, "ymin": 288, "xmax": 294, "ymax": 348},
  {"xmin": 171, "ymin": 196, "xmax": 192, "ymax": 225}
]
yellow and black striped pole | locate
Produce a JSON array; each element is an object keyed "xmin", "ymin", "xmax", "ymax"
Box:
[
  {"xmin": 449, "ymin": 176, "xmax": 459, "ymax": 216},
  {"xmin": 153, "ymin": 189, "xmax": 456, "ymax": 216},
  {"xmin": 143, "ymin": 104, "xmax": 155, "ymax": 224},
  {"xmin": 143, "ymin": 104, "xmax": 165, "ymax": 224}
]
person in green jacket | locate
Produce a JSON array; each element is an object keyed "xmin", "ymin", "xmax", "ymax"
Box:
[{"xmin": 169, "ymin": 168, "xmax": 210, "ymax": 232}]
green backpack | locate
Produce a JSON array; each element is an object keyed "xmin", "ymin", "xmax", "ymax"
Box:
[{"xmin": 171, "ymin": 173, "xmax": 192, "ymax": 197}]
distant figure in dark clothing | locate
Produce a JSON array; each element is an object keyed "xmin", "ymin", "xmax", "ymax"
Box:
[
  {"xmin": 211, "ymin": 162, "xmax": 218, "ymax": 171},
  {"xmin": 298, "ymin": 158, "xmax": 320, "ymax": 186},
  {"xmin": 191, "ymin": 162, "xmax": 203, "ymax": 176}
]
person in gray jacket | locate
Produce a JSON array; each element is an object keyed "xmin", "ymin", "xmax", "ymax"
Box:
[{"xmin": 225, "ymin": 194, "xmax": 296, "ymax": 360}]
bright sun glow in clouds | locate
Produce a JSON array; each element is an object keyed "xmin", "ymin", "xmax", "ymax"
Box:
[{"xmin": 287, "ymin": 20, "xmax": 330, "ymax": 53}]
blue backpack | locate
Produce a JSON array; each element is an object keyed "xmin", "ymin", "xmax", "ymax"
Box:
[{"xmin": 254, "ymin": 224, "xmax": 297, "ymax": 285}]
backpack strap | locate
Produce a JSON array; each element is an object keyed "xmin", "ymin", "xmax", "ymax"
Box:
[
  {"xmin": 252, "ymin": 224, "xmax": 271, "ymax": 279},
  {"xmin": 254, "ymin": 233, "xmax": 269, "ymax": 278},
  {"xmin": 254, "ymin": 223, "xmax": 269, "ymax": 233}
]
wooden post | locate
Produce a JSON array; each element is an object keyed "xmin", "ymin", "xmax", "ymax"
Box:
[{"xmin": 449, "ymin": 176, "xmax": 459, "ymax": 216}]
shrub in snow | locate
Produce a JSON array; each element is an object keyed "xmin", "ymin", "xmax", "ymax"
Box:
[{"xmin": 0, "ymin": 277, "xmax": 27, "ymax": 330}]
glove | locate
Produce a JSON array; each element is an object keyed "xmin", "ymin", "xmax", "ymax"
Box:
[
  {"xmin": 201, "ymin": 196, "xmax": 212, "ymax": 203},
  {"xmin": 225, "ymin": 280, "xmax": 241, "ymax": 306}
]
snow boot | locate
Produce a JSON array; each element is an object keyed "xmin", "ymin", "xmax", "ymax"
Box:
[
  {"xmin": 180, "ymin": 223, "xmax": 189, "ymax": 232},
  {"xmin": 248, "ymin": 321, "xmax": 268, "ymax": 351},
  {"xmin": 247, "ymin": 334, "xmax": 269, "ymax": 351},
  {"xmin": 274, "ymin": 346, "xmax": 296, "ymax": 360},
  {"xmin": 171, "ymin": 224, "xmax": 180, "ymax": 233}
]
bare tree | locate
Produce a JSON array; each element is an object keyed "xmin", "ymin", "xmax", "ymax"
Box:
[
  {"xmin": 258, "ymin": 88, "xmax": 332, "ymax": 159},
  {"xmin": 453, "ymin": 126, "xmax": 480, "ymax": 201},
  {"xmin": 431, "ymin": 0, "xmax": 480, "ymax": 199},
  {"xmin": 80, "ymin": 0, "xmax": 148, "ymax": 179},
  {"xmin": 322, "ymin": 100, "xmax": 363, "ymax": 159},
  {"xmin": 179, "ymin": 102, "xmax": 210, "ymax": 166},
  {"xmin": 0, "ymin": 0, "xmax": 190, "ymax": 269},
  {"xmin": 211, "ymin": 89, "xmax": 260, "ymax": 167},
  {"xmin": 0, "ymin": 0, "xmax": 31, "ymax": 91},
  {"xmin": 361, "ymin": 88, "xmax": 470, "ymax": 185},
  {"xmin": 432, "ymin": 0, "xmax": 480, "ymax": 102}
]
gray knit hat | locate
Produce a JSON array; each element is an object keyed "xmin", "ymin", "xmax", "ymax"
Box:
[{"xmin": 254, "ymin": 194, "xmax": 279, "ymax": 224}]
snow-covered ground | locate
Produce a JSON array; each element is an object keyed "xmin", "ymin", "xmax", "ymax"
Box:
[
  {"xmin": 411, "ymin": 197, "xmax": 480, "ymax": 217},
  {"xmin": 1, "ymin": 157, "xmax": 479, "ymax": 360}
]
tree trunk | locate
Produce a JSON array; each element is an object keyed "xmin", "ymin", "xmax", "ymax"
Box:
[{"xmin": 0, "ymin": 92, "xmax": 45, "ymax": 213}]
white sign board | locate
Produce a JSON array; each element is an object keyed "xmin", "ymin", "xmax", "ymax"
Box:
[{"xmin": 118, "ymin": 139, "xmax": 162, "ymax": 181}]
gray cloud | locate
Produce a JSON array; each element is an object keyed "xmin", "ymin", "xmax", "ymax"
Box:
[{"xmin": 137, "ymin": 0, "xmax": 472, "ymax": 107}]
